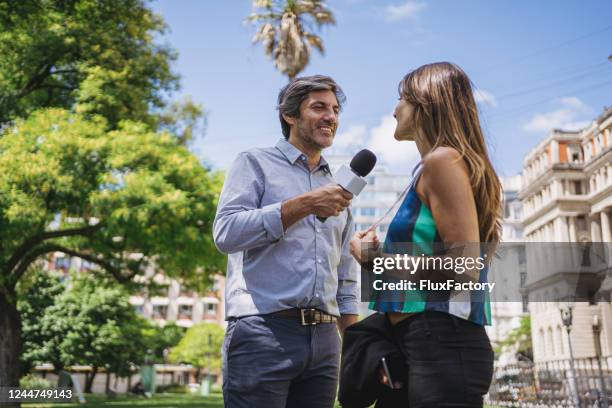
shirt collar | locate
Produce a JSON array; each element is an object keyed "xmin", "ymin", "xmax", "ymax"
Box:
[
  {"xmin": 275, "ymin": 138, "xmax": 303, "ymax": 164},
  {"xmin": 275, "ymin": 138, "xmax": 331, "ymax": 174}
]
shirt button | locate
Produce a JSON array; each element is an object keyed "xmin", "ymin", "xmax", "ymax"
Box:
[
  {"xmin": 315, "ymin": 293, "xmax": 320, "ymax": 298},
  {"xmin": 316, "ymin": 228, "xmax": 321, "ymax": 233},
  {"xmin": 317, "ymin": 259, "xmax": 322, "ymax": 264}
]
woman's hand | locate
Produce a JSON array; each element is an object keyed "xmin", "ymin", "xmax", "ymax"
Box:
[
  {"xmin": 379, "ymin": 365, "xmax": 404, "ymax": 389},
  {"xmin": 349, "ymin": 229, "xmax": 380, "ymax": 263}
]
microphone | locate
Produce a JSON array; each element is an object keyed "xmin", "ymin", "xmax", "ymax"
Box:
[{"xmin": 318, "ymin": 149, "xmax": 377, "ymax": 222}]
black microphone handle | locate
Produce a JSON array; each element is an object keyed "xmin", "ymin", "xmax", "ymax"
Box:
[{"xmin": 317, "ymin": 216, "xmax": 328, "ymax": 223}]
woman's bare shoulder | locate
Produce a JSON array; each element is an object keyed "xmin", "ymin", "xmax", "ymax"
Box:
[{"xmin": 421, "ymin": 146, "xmax": 467, "ymax": 174}]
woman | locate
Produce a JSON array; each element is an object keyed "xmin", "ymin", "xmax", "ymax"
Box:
[{"xmin": 350, "ymin": 62, "xmax": 502, "ymax": 407}]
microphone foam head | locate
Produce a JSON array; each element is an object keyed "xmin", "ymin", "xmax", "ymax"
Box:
[{"xmin": 350, "ymin": 149, "xmax": 377, "ymax": 177}]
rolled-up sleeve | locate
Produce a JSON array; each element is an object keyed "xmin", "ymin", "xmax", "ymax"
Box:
[
  {"xmin": 336, "ymin": 209, "xmax": 360, "ymax": 315},
  {"xmin": 213, "ymin": 152, "xmax": 285, "ymax": 254}
]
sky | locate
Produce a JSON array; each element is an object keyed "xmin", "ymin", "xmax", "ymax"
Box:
[{"xmin": 151, "ymin": 0, "xmax": 612, "ymax": 178}]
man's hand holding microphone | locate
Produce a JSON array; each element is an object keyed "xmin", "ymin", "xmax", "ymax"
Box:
[
  {"xmin": 309, "ymin": 184, "xmax": 354, "ymax": 218},
  {"xmin": 281, "ymin": 149, "xmax": 377, "ymax": 230}
]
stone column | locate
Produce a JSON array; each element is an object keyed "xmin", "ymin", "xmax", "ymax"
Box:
[
  {"xmin": 602, "ymin": 209, "xmax": 611, "ymax": 242},
  {"xmin": 568, "ymin": 216, "xmax": 577, "ymax": 242},
  {"xmin": 555, "ymin": 217, "xmax": 570, "ymax": 242},
  {"xmin": 554, "ymin": 179, "xmax": 563, "ymax": 198},
  {"xmin": 591, "ymin": 215, "xmax": 603, "ymax": 242},
  {"xmin": 600, "ymin": 298, "xmax": 612, "ymax": 357}
]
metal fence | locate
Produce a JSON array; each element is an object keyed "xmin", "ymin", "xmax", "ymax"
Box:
[{"xmin": 486, "ymin": 358, "xmax": 611, "ymax": 407}]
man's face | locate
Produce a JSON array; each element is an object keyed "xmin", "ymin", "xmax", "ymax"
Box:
[{"xmin": 291, "ymin": 90, "xmax": 340, "ymax": 150}]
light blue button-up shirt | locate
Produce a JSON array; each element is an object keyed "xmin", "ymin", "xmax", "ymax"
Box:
[{"xmin": 213, "ymin": 139, "xmax": 359, "ymax": 319}]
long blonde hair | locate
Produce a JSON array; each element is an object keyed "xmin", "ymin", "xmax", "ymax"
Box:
[{"xmin": 399, "ymin": 62, "xmax": 502, "ymax": 248}]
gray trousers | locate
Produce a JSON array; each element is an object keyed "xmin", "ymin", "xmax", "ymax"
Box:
[{"xmin": 222, "ymin": 314, "xmax": 341, "ymax": 408}]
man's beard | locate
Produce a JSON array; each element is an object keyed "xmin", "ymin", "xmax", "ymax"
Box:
[{"xmin": 296, "ymin": 120, "xmax": 334, "ymax": 150}]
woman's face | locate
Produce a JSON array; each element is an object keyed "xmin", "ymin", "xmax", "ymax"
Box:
[{"xmin": 393, "ymin": 97, "xmax": 416, "ymax": 141}]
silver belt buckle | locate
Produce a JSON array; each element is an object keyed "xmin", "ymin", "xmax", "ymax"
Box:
[{"xmin": 300, "ymin": 308, "xmax": 317, "ymax": 326}]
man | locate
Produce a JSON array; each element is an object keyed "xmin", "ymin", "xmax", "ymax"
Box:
[{"xmin": 213, "ymin": 75, "xmax": 360, "ymax": 408}]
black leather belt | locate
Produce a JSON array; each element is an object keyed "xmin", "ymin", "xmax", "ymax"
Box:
[{"xmin": 271, "ymin": 308, "xmax": 338, "ymax": 326}]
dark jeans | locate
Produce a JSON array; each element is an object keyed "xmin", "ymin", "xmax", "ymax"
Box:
[
  {"xmin": 390, "ymin": 311, "xmax": 494, "ymax": 407},
  {"xmin": 222, "ymin": 314, "xmax": 341, "ymax": 408}
]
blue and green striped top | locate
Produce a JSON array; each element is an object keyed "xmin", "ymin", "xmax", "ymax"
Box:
[{"xmin": 369, "ymin": 162, "xmax": 491, "ymax": 326}]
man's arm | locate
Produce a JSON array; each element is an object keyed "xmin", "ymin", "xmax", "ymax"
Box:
[
  {"xmin": 336, "ymin": 209, "xmax": 360, "ymax": 336},
  {"xmin": 214, "ymin": 152, "xmax": 354, "ymax": 254},
  {"xmin": 213, "ymin": 152, "xmax": 286, "ymax": 254}
]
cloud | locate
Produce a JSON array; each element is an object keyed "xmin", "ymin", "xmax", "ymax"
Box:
[
  {"xmin": 333, "ymin": 115, "xmax": 420, "ymax": 174},
  {"xmin": 369, "ymin": 115, "xmax": 420, "ymax": 169},
  {"xmin": 522, "ymin": 97, "xmax": 593, "ymax": 133},
  {"xmin": 333, "ymin": 124, "xmax": 368, "ymax": 151},
  {"xmin": 474, "ymin": 89, "xmax": 497, "ymax": 108},
  {"xmin": 557, "ymin": 96, "xmax": 589, "ymax": 111},
  {"xmin": 384, "ymin": 1, "xmax": 427, "ymax": 21}
]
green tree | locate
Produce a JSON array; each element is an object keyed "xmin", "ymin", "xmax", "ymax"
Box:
[
  {"xmin": 497, "ymin": 315, "xmax": 533, "ymax": 362},
  {"xmin": 141, "ymin": 322, "xmax": 186, "ymax": 364},
  {"xmin": 16, "ymin": 268, "xmax": 64, "ymax": 374},
  {"xmin": 169, "ymin": 323, "xmax": 224, "ymax": 375},
  {"xmin": 0, "ymin": 108, "xmax": 225, "ymax": 389},
  {"xmin": 246, "ymin": 0, "xmax": 335, "ymax": 80},
  {"xmin": 42, "ymin": 272, "xmax": 150, "ymax": 393},
  {"xmin": 0, "ymin": 0, "xmax": 178, "ymax": 127}
]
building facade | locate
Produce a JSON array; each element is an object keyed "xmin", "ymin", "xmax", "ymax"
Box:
[
  {"xmin": 487, "ymin": 175, "xmax": 529, "ymax": 365},
  {"xmin": 326, "ymin": 154, "xmax": 412, "ymax": 240},
  {"xmin": 129, "ymin": 273, "xmax": 226, "ymax": 328},
  {"xmin": 519, "ymin": 108, "xmax": 612, "ymax": 363},
  {"xmin": 48, "ymin": 253, "xmax": 226, "ymax": 328}
]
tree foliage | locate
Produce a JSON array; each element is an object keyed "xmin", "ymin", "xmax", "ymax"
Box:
[
  {"xmin": 497, "ymin": 315, "xmax": 533, "ymax": 361},
  {"xmin": 246, "ymin": 0, "xmax": 335, "ymax": 80},
  {"xmin": 0, "ymin": 0, "xmax": 223, "ymax": 391},
  {"xmin": 169, "ymin": 323, "xmax": 224, "ymax": 372},
  {"xmin": 141, "ymin": 322, "xmax": 186, "ymax": 364},
  {"xmin": 0, "ymin": 108, "xmax": 225, "ymax": 293},
  {"xmin": 45, "ymin": 272, "xmax": 150, "ymax": 378},
  {"xmin": 17, "ymin": 269, "xmax": 153, "ymax": 393},
  {"xmin": 18, "ymin": 268, "xmax": 189, "ymax": 376},
  {"xmin": 0, "ymin": 0, "xmax": 178, "ymax": 127},
  {"xmin": 16, "ymin": 268, "xmax": 64, "ymax": 373}
]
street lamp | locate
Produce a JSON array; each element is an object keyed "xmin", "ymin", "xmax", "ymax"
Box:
[
  {"xmin": 560, "ymin": 303, "xmax": 581, "ymax": 407},
  {"xmin": 592, "ymin": 315, "xmax": 609, "ymax": 408}
]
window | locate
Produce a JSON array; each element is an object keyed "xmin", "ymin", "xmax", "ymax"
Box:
[
  {"xmin": 205, "ymin": 303, "xmax": 217, "ymax": 316},
  {"xmin": 134, "ymin": 305, "xmax": 144, "ymax": 315},
  {"xmin": 361, "ymin": 208, "xmax": 376, "ymax": 216},
  {"xmin": 178, "ymin": 304, "xmax": 193, "ymax": 319},
  {"xmin": 152, "ymin": 305, "xmax": 168, "ymax": 319},
  {"xmin": 360, "ymin": 192, "xmax": 375, "ymax": 200},
  {"xmin": 573, "ymin": 181, "xmax": 582, "ymax": 195},
  {"xmin": 557, "ymin": 326, "xmax": 565, "ymax": 355}
]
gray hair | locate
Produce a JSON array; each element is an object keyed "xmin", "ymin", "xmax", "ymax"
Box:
[{"xmin": 277, "ymin": 75, "xmax": 346, "ymax": 140}]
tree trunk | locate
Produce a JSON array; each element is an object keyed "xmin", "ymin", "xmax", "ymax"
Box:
[
  {"xmin": 84, "ymin": 366, "xmax": 97, "ymax": 393},
  {"xmin": 0, "ymin": 286, "xmax": 22, "ymax": 407},
  {"xmin": 105, "ymin": 369, "xmax": 110, "ymax": 393}
]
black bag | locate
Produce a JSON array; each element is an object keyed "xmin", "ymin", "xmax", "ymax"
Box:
[{"xmin": 339, "ymin": 313, "xmax": 407, "ymax": 408}]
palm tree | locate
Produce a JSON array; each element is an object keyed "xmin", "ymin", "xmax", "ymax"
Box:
[{"xmin": 246, "ymin": 0, "xmax": 335, "ymax": 80}]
